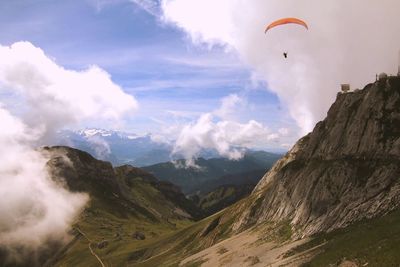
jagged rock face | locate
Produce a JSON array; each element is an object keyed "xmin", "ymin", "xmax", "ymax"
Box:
[{"xmin": 235, "ymin": 77, "xmax": 400, "ymax": 237}]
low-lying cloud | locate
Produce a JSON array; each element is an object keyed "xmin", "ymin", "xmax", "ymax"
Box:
[
  {"xmin": 0, "ymin": 42, "xmax": 138, "ymax": 260},
  {"xmin": 161, "ymin": 0, "xmax": 400, "ymax": 134},
  {"xmin": 87, "ymin": 135, "xmax": 112, "ymax": 159},
  {"xmin": 0, "ymin": 107, "xmax": 88, "ymax": 256},
  {"xmin": 172, "ymin": 94, "xmax": 282, "ymax": 166}
]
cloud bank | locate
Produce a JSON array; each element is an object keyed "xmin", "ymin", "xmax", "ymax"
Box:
[
  {"xmin": 161, "ymin": 0, "xmax": 400, "ymax": 134},
  {"xmin": 0, "ymin": 42, "xmax": 137, "ymax": 259},
  {"xmin": 0, "ymin": 42, "xmax": 138, "ymax": 140},
  {"xmin": 0, "ymin": 107, "xmax": 88, "ymax": 255},
  {"xmin": 172, "ymin": 94, "xmax": 281, "ymax": 166}
]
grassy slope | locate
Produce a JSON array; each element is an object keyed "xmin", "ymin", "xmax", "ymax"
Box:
[
  {"xmin": 193, "ymin": 169, "xmax": 267, "ymax": 195},
  {"xmin": 195, "ymin": 184, "xmax": 254, "ymax": 217},
  {"xmin": 51, "ymin": 150, "xmax": 278, "ymax": 266},
  {"xmin": 53, "ymin": 175, "xmax": 200, "ymax": 266},
  {"xmin": 55, "ymin": 179, "xmax": 400, "ymax": 266},
  {"xmin": 43, "ymin": 147, "xmax": 200, "ymax": 266},
  {"xmin": 283, "ymin": 210, "xmax": 400, "ymax": 266},
  {"xmin": 122, "ymin": 197, "xmax": 400, "ymax": 267},
  {"xmin": 51, "ymin": 147, "xmax": 400, "ymax": 266},
  {"xmin": 122, "ymin": 196, "xmax": 256, "ymax": 266},
  {"xmin": 126, "ymin": 213, "xmax": 233, "ymax": 267},
  {"xmin": 54, "ymin": 197, "xmax": 194, "ymax": 267}
]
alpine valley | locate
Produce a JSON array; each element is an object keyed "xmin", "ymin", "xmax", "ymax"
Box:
[{"xmin": 2, "ymin": 76, "xmax": 400, "ymax": 266}]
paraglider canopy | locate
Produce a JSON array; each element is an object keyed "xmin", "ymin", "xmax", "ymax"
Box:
[{"xmin": 265, "ymin": 18, "xmax": 308, "ymax": 33}]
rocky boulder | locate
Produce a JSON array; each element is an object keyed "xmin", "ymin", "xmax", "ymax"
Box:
[{"xmin": 132, "ymin": 231, "xmax": 146, "ymax": 240}]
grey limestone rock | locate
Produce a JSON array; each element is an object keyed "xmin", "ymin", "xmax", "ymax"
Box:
[{"xmin": 235, "ymin": 77, "xmax": 400, "ymax": 237}]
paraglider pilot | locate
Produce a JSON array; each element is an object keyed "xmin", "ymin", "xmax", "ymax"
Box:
[{"xmin": 265, "ymin": 18, "xmax": 308, "ymax": 59}]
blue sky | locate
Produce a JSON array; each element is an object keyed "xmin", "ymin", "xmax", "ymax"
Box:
[{"xmin": 0, "ymin": 0, "xmax": 299, "ymax": 151}]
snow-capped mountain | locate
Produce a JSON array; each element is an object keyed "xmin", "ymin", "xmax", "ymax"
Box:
[
  {"xmin": 75, "ymin": 128, "xmax": 145, "ymax": 139},
  {"xmin": 54, "ymin": 128, "xmax": 174, "ymax": 166},
  {"xmin": 75, "ymin": 128, "xmax": 154, "ymax": 140}
]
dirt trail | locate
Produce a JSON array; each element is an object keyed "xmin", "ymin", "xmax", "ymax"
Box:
[
  {"xmin": 180, "ymin": 229, "xmax": 318, "ymax": 267},
  {"xmin": 76, "ymin": 228, "xmax": 106, "ymax": 267}
]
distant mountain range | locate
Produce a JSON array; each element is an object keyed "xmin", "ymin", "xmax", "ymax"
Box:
[
  {"xmin": 53, "ymin": 129, "xmax": 282, "ymax": 215},
  {"xmin": 54, "ymin": 129, "xmax": 283, "ymax": 169},
  {"xmin": 143, "ymin": 151, "xmax": 282, "ymax": 194},
  {"xmin": 54, "ymin": 129, "xmax": 221, "ymax": 166}
]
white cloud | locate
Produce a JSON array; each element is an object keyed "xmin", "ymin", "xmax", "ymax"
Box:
[
  {"xmin": 130, "ymin": 0, "xmax": 161, "ymax": 16},
  {"xmin": 214, "ymin": 93, "xmax": 243, "ymax": 119},
  {"xmin": 86, "ymin": 0, "xmax": 126, "ymax": 12},
  {"xmin": 0, "ymin": 41, "xmax": 138, "ymax": 140},
  {"xmin": 278, "ymin": 127, "xmax": 290, "ymax": 136},
  {"xmin": 0, "ymin": 42, "xmax": 137, "ymax": 257},
  {"xmin": 161, "ymin": 0, "xmax": 400, "ymax": 134},
  {"xmin": 171, "ymin": 94, "xmax": 285, "ymax": 165},
  {"xmin": 161, "ymin": 0, "xmax": 237, "ymax": 46},
  {"xmin": 172, "ymin": 113, "xmax": 267, "ymax": 165},
  {"xmin": 0, "ymin": 107, "xmax": 88, "ymax": 253},
  {"xmin": 87, "ymin": 136, "xmax": 112, "ymax": 159}
]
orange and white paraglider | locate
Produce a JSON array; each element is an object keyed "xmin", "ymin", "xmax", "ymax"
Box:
[
  {"xmin": 265, "ymin": 18, "xmax": 308, "ymax": 33},
  {"xmin": 264, "ymin": 18, "xmax": 309, "ymax": 58}
]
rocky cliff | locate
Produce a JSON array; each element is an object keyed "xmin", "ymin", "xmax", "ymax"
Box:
[{"xmin": 234, "ymin": 76, "xmax": 400, "ymax": 237}]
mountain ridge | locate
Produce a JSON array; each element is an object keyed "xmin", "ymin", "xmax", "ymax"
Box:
[
  {"xmin": 233, "ymin": 76, "xmax": 400, "ymax": 236},
  {"xmin": 40, "ymin": 146, "xmax": 205, "ymax": 229},
  {"xmin": 142, "ymin": 151, "xmax": 281, "ymax": 194},
  {"xmin": 55, "ymin": 128, "xmax": 284, "ymax": 167}
]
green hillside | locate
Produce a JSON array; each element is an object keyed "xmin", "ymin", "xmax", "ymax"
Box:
[
  {"xmin": 34, "ymin": 146, "xmax": 400, "ymax": 267},
  {"xmin": 143, "ymin": 151, "xmax": 281, "ymax": 193},
  {"xmin": 96, "ymin": 196, "xmax": 400, "ymax": 267},
  {"xmin": 192, "ymin": 184, "xmax": 254, "ymax": 217},
  {"xmin": 35, "ymin": 146, "xmax": 202, "ymax": 267}
]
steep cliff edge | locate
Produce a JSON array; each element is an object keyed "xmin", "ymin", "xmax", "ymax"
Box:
[{"xmin": 235, "ymin": 77, "xmax": 400, "ymax": 236}]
